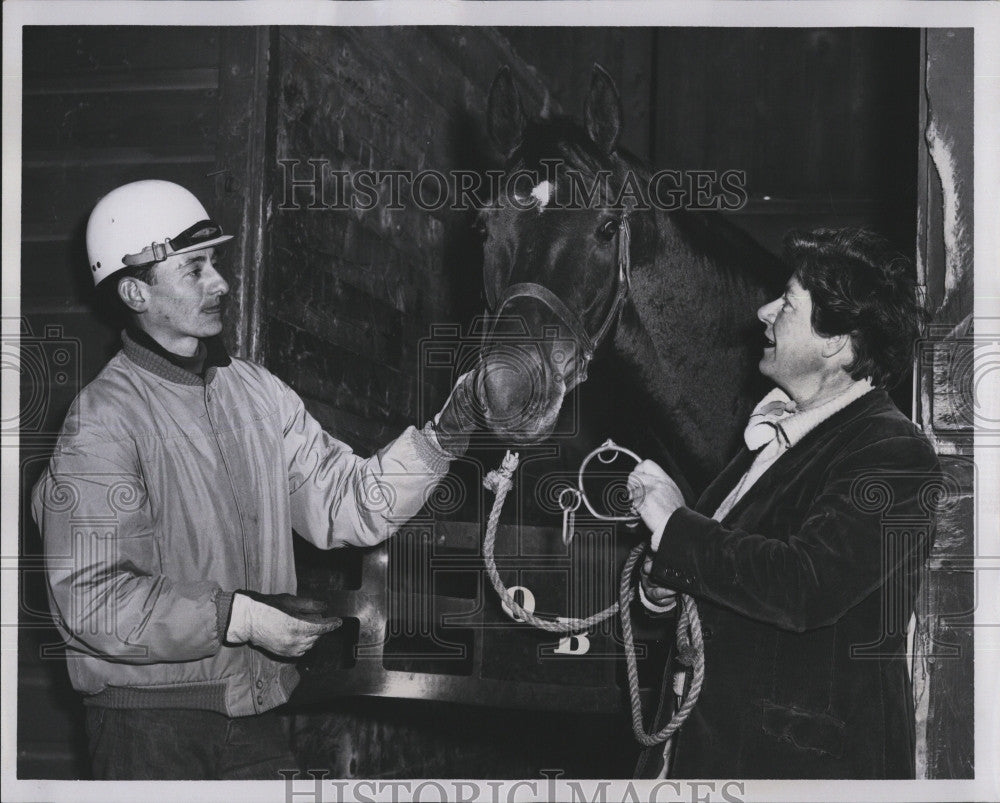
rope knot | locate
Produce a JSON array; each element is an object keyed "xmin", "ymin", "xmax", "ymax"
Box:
[
  {"xmin": 483, "ymin": 450, "xmax": 520, "ymax": 494},
  {"xmin": 676, "ymin": 643, "xmax": 697, "ymax": 668},
  {"xmin": 675, "ymin": 600, "xmax": 697, "ymax": 666}
]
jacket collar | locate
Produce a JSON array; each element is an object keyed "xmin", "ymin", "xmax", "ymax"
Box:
[
  {"xmin": 121, "ymin": 329, "xmax": 231, "ymax": 386},
  {"xmin": 773, "ymin": 379, "xmax": 874, "ymax": 448},
  {"xmin": 697, "ymin": 388, "xmax": 898, "ymax": 520}
]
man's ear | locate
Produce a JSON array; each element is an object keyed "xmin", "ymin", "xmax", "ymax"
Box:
[{"xmin": 117, "ymin": 276, "xmax": 149, "ymax": 314}]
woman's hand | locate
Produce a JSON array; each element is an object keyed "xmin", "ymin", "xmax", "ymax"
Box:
[
  {"xmin": 639, "ymin": 555, "xmax": 678, "ymax": 611},
  {"xmin": 627, "ymin": 459, "xmax": 685, "ymax": 545}
]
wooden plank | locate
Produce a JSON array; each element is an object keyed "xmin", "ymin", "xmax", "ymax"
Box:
[
  {"xmin": 23, "ymin": 149, "xmax": 215, "ymax": 168},
  {"xmin": 915, "ymin": 29, "xmax": 932, "ymax": 305},
  {"xmin": 270, "ymin": 209, "xmax": 445, "ymax": 319},
  {"xmin": 654, "ymin": 29, "xmax": 919, "ymax": 200},
  {"xmin": 24, "ymin": 69, "xmax": 219, "ymax": 95},
  {"xmin": 21, "ymin": 161, "xmax": 216, "ymax": 242},
  {"xmin": 270, "ymin": 152, "xmax": 449, "ymax": 280},
  {"xmin": 924, "ymin": 572, "xmax": 974, "ymax": 779},
  {"xmin": 265, "ymin": 317, "xmax": 426, "ymax": 424},
  {"xmin": 913, "ymin": 29, "xmax": 974, "ymax": 781},
  {"xmin": 423, "ymin": 26, "xmax": 558, "ymax": 120},
  {"xmin": 23, "ymin": 26, "xmax": 221, "ymax": 76},
  {"xmin": 293, "ymin": 701, "xmax": 637, "ymax": 779},
  {"xmin": 20, "ymin": 240, "xmax": 90, "ymax": 303},
  {"xmin": 936, "ymin": 269, "xmax": 974, "ymax": 330},
  {"xmin": 491, "ymin": 28, "xmax": 653, "ymax": 157},
  {"xmin": 930, "ymin": 340, "xmax": 976, "ymax": 435},
  {"xmin": 23, "ymin": 90, "xmax": 220, "ymax": 153},
  {"xmin": 725, "ymin": 196, "xmax": 880, "ymax": 216},
  {"xmin": 281, "ymin": 27, "xmax": 529, "ymax": 174},
  {"xmin": 926, "ymin": 455, "xmax": 974, "ymax": 568},
  {"xmin": 213, "ymin": 27, "xmax": 273, "ymax": 362},
  {"xmin": 266, "ymin": 275, "xmax": 404, "ymax": 367},
  {"xmin": 278, "ymin": 32, "xmax": 443, "ymax": 172}
]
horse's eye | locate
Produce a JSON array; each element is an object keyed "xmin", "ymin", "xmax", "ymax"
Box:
[{"xmin": 596, "ymin": 218, "xmax": 618, "ymax": 242}]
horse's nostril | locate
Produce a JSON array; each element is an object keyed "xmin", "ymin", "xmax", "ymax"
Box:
[
  {"xmin": 481, "ymin": 346, "xmax": 554, "ymax": 425},
  {"xmin": 482, "ymin": 363, "xmax": 531, "ymax": 416}
]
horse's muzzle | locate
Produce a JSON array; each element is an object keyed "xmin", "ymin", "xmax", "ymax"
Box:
[{"xmin": 479, "ymin": 339, "xmax": 570, "ymax": 443}]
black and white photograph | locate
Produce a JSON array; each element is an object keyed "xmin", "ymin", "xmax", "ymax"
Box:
[{"xmin": 2, "ymin": 2, "xmax": 998, "ymax": 802}]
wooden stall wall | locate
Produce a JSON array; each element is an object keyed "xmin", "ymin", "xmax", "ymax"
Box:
[
  {"xmin": 501, "ymin": 28, "xmax": 656, "ymax": 160},
  {"xmin": 912, "ymin": 28, "xmax": 975, "ymax": 780},
  {"xmin": 652, "ymin": 28, "xmax": 919, "ymax": 259},
  {"xmin": 502, "ymin": 28, "xmax": 920, "ymax": 260},
  {"xmin": 17, "ymin": 26, "xmax": 225, "ymax": 778}
]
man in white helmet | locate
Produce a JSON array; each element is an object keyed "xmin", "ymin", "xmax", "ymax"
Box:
[{"xmin": 31, "ymin": 180, "xmax": 481, "ymax": 779}]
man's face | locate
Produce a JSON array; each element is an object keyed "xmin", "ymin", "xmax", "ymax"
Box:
[
  {"xmin": 757, "ymin": 275, "xmax": 830, "ymax": 394},
  {"xmin": 134, "ymin": 247, "xmax": 229, "ymax": 354}
]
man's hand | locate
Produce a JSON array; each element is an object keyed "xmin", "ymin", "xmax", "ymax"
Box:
[
  {"xmin": 627, "ymin": 459, "xmax": 685, "ymax": 548},
  {"xmin": 433, "ymin": 366, "xmax": 485, "ymax": 457},
  {"xmin": 640, "ymin": 555, "xmax": 678, "ymax": 611},
  {"xmin": 226, "ymin": 592, "xmax": 342, "ymax": 658}
]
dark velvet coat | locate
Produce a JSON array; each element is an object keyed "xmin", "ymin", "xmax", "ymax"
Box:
[{"xmin": 640, "ymin": 389, "xmax": 940, "ymax": 779}]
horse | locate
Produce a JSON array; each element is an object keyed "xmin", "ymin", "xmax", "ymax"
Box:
[{"xmin": 476, "ymin": 64, "xmax": 789, "ymax": 498}]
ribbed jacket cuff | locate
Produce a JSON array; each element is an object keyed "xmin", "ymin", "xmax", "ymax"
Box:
[
  {"xmin": 416, "ymin": 421, "xmax": 454, "ymax": 472},
  {"xmin": 215, "ymin": 590, "xmax": 236, "ymax": 644},
  {"xmin": 637, "ymin": 583, "xmax": 677, "ymax": 615}
]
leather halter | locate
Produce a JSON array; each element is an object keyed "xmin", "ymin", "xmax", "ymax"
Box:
[{"xmin": 485, "ymin": 208, "xmax": 633, "ymax": 384}]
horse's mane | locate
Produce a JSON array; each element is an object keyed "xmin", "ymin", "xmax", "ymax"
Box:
[{"xmin": 617, "ymin": 151, "xmax": 787, "ymax": 297}]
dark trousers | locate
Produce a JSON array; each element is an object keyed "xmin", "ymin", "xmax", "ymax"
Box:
[{"xmin": 85, "ymin": 706, "xmax": 299, "ymax": 780}]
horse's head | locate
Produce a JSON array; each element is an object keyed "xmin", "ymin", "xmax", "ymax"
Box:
[{"xmin": 477, "ymin": 64, "xmax": 641, "ymax": 444}]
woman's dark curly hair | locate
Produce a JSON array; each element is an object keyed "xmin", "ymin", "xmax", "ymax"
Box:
[{"xmin": 784, "ymin": 228, "xmax": 928, "ymax": 389}]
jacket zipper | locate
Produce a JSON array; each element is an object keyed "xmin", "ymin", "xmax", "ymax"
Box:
[{"xmin": 204, "ymin": 382, "xmax": 259, "ymax": 711}]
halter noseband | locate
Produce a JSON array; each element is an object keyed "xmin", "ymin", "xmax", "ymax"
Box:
[{"xmin": 485, "ymin": 207, "xmax": 633, "ymax": 383}]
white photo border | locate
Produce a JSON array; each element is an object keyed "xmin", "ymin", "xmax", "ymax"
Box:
[{"xmin": 3, "ymin": 2, "xmax": 998, "ymax": 802}]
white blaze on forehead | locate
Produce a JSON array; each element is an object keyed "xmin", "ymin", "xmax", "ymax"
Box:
[{"xmin": 531, "ymin": 180, "xmax": 553, "ymax": 209}]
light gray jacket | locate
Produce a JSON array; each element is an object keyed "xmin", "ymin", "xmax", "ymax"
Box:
[{"xmin": 32, "ymin": 332, "xmax": 450, "ymax": 716}]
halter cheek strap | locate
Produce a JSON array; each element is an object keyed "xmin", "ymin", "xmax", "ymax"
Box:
[{"xmin": 590, "ymin": 211, "xmax": 632, "ymax": 352}]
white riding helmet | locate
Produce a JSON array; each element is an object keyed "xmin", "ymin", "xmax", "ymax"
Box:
[{"xmin": 86, "ymin": 179, "xmax": 233, "ymax": 286}]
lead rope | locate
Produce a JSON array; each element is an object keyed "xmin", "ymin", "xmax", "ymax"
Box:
[{"xmin": 482, "ymin": 450, "xmax": 705, "ymax": 747}]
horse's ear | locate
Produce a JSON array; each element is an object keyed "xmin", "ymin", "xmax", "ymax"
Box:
[
  {"xmin": 585, "ymin": 64, "xmax": 623, "ymax": 154},
  {"xmin": 488, "ymin": 65, "xmax": 526, "ymax": 159}
]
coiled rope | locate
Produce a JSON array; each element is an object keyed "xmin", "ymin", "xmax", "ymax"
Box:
[{"xmin": 482, "ymin": 450, "xmax": 705, "ymax": 747}]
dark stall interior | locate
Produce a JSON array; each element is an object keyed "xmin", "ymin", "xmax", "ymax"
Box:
[{"xmin": 17, "ymin": 26, "xmax": 972, "ymax": 780}]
